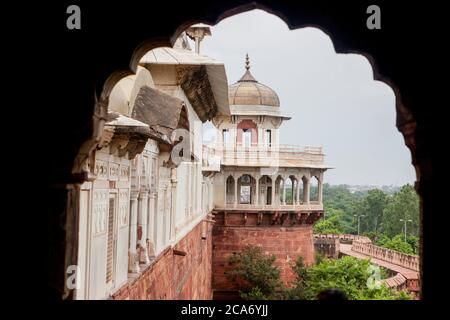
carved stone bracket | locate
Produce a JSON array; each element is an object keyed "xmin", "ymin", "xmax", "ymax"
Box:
[
  {"xmin": 212, "ymin": 116, "xmax": 226, "ymax": 128},
  {"xmin": 270, "ymin": 117, "xmax": 282, "ymax": 129},
  {"xmin": 271, "ymin": 212, "xmax": 281, "ymax": 225},
  {"xmin": 180, "ymin": 65, "xmax": 218, "ymax": 122},
  {"xmin": 107, "ymin": 131, "xmax": 149, "ymax": 160},
  {"xmin": 299, "ymin": 212, "xmax": 308, "ymax": 224},
  {"xmin": 72, "ymin": 99, "xmax": 108, "ymax": 182},
  {"xmin": 280, "ymin": 212, "xmax": 289, "ymax": 226},
  {"xmin": 257, "ymin": 212, "xmax": 263, "ymax": 225}
]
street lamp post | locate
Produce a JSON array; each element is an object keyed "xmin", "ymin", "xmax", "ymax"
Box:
[
  {"xmin": 354, "ymin": 214, "xmax": 366, "ymax": 235},
  {"xmin": 400, "ymin": 219, "xmax": 413, "ymax": 242}
]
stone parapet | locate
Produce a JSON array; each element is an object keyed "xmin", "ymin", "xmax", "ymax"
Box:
[
  {"xmin": 351, "ymin": 241, "xmax": 420, "ymax": 272},
  {"xmin": 313, "ymin": 233, "xmax": 371, "ymax": 244}
]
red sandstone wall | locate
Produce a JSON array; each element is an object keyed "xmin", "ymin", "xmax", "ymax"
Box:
[
  {"xmin": 113, "ymin": 220, "xmax": 213, "ymax": 300},
  {"xmin": 212, "ymin": 225, "xmax": 315, "ymax": 293},
  {"xmin": 351, "ymin": 240, "xmax": 420, "ymax": 271}
]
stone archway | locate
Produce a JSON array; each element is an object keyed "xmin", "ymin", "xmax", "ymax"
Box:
[
  {"xmin": 47, "ymin": 1, "xmax": 439, "ymax": 300},
  {"xmin": 237, "ymin": 174, "xmax": 256, "ymax": 204},
  {"xmin": 236, "ymin": 119, "xmax": 258, "ymax": 146},
  {"xmin": 258, "ymin": 175, "xmax": 273, "ymax": 205},
  {"xmin": 225, "ymin": 175, "xmax": 235, "ymax": 204}
]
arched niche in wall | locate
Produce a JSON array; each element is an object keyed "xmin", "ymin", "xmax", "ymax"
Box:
[{"xmin": 236, "ymin": 119, "xmax": 258, "ymax": 146}]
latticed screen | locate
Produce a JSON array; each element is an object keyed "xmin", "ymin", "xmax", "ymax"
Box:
[
  {"xmin": 106, "ymin": 196, "xmax": 115, "ymax": 283},
  {"xmin": 240, "ymin": 186, "xmax": 251, "ymax": 204}
]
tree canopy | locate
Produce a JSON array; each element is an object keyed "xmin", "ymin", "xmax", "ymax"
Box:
[{"xmin": 318, "ymin": 183, "xmax": 419, "ymax": 253}]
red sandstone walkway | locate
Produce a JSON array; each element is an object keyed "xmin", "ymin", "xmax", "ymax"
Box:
[{"xmin": 340, "ymin": 243, "xmax": 419, "ymax": 280}]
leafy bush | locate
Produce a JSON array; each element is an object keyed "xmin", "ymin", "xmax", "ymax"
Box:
[
  {"xmin": 227, "ymin": 246, "xmax": 282, "ymax": 299},
  {"xmin": 239, "ymin": 286, "xmax": 269, "ymax": 300},
  {"xmin": 290, "ymin": 255, "xmax": 411, "ymax": 300},
  {"xmin": 228, "ymin": 246, "xmax": 412, "ymax": 300},
  {"xmin": 406, "ymin": 235, "xmax": 420, "ymax": 254}
]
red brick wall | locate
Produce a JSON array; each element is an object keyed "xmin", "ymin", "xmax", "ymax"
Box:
[
  {"xmin": 212, "ymin": 225, "xmax": 315, "ymax": 293},
  {"xmin": 113, "ymin": 220, "xmax": 213, "ymax": 300}
]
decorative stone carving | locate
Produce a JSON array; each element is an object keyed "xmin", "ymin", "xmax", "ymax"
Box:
[
  {"xmin": 180, "ymin": 65, "xmax": 218, "ymax": 122},
  {"xmin": 119, "ymin": 190, "xmax": 129, "ymax": 227},
  {"xmin": 94, "ymin": 160, "xmax": 108, "ymax": 180},
  {"xmin": 212, "ymin": 116, "xmax": 226, "ymax": 128},
  {"xmin": 109, "ymin": 132, "xmax": 148, "ymax": 160},
  {"xmin": 109, "ymin": 162, "xmax": 120, "ymax": 181},
  {"xmin": 120, "ymin": 165, "xmax": 130, "ymax": 181},
  {"xmin": 72, "ymin": 98, "xmax": 108, "ymax": 182},
  {"xmin": 270, "ymin": 117, "xmax": 282, "ymax": 128},
  {"xmin": 93, "ymin": 190, "xmax": 108, "ymax": 235},
  {"xmin": 97, "ymin": 127, "xmax": 115, "ymax": 150}
]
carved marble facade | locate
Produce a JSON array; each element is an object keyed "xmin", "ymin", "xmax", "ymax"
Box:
[{"xmin": 73, "ymin": 33, "xmax": 222, "ymax": 299}]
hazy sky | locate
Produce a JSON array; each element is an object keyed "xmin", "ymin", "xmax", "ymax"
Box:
[{"xmin": 198, "ymin": 9, "xmax": 415, "ymax": 186}]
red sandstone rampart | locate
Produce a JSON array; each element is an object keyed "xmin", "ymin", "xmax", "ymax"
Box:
[
  {"xmin": 112, "ymin": 220, "xmax": 213, "ymax": 300},
  {"xmin": 351, "ymin": 241, "xmax": 419, "ymax": 272}
]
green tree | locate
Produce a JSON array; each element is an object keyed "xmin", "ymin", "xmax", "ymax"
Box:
[
  {"xmin": 406, "ymin": 235, "xmax": 420, "ymax": 255},
  {"xmin": 320, "ymin": 184, "xmax": 419, "ymax": 240},
  {"xmin": 228, "ymin": 246, "xmax": 411, "ymax": 300},
  {"xmin": 227, "ymin": 246, "xmax": 282, "ymax": 299},
  {"xmin": 313, "ymin": 208, "xmax": 344, "ymax": 234},
  {"xmin": 382, "ymin": 185, "xmax": 419, "ymax": 238},
  {"xmin": 290, "ymin": 256, "xmax": 411, "ymax": 300},
  {"xmin": 352, "ymin": 189, "xmax": 388, "ymax": 235},
  {"xmin": 375, "ymin": 234, "xmax": 414, "ymax": 255},
  {"xmin": 322, "ymin": 184, "xmax": 362, "ymax": 234}
]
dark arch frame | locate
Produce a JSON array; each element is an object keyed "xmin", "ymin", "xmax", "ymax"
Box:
[{"xmin": 47, "ymin": 0, "xmax": 440, "ymax": 300}]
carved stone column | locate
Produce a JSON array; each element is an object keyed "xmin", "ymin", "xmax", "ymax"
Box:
[
  {"xmin": 296, "ymin": 178, "xmax": 301, "ymax": 205},
  {"xmin": 170, "ymin": 167, "xmax": 177, "ymax": 241},
  {"xmin": 138, "ymin": 189, "xmax": 150, "ymax": 264},
  {"xmin": 146, "ymin": 191, "xmax": 156, "ymax": 258},
  {"xmin": 234, "ymin": 175, "xmax": 238, "ymax": 207},
  {"xmin": 318, "ymin": 177, "xmax": 323, "ymax": 204},
  {"xmin": 202, "ymin": 180, "xmax": 206, "ymax": 213},
  {"xmin": 128, "ymin": 190, "xmax": 140, "ymax": 273},
  {"xmin": 255, "ymin": 177, "xmax": 259, "ymax": 206},
  {"xmin": 305, "ymin": 179, "xmax": 310, "ymax": 205},
  {"xmin": 187, "ymin": 163, "xmax": 191, "ymax": 216},
  {"xmin": 224, "ymin": 174, "xmax": 228, "ymax": 206},
  {"xmin": 282, "ymin": 177, "xmax": 286, "ymax": 205},
  {"xmin": 271, "ymin": 177, "xmax": 276, "ymax": 206},
  {"xmin": 257, "ymin": 128, "xmax": 263, "ymax": 148}
]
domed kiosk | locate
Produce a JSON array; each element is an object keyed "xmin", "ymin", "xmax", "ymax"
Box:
[
  {"xmin": 209, "ymin": 53, "xmax": 329, "ymax": 208},
  {"xmin": 228, "ymin": 54, "xmax": 280, "ymax": 108},
  {"xmin": 225, "ymin": 54, "xmax": 289, "ymax": 120}
]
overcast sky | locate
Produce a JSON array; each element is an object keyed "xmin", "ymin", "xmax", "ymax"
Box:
[{"xmin": 198, "ymin": 9, "xmax": 415, "ymax": 186}]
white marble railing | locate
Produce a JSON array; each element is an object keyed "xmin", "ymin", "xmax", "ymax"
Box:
[
  {"xmin": 216, "ymin": 202, "xmax": 323, "ymax": 211},
  {"xmin": 203, "ymin": 143, "xmax": 325, "ymax": 167}
]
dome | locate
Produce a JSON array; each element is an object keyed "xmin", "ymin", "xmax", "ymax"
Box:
[{"xmin": 228, "ymin": 55, "xmax": 280, "ymax": 107}]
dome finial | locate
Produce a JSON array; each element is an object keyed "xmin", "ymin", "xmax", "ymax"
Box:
[{"xmin": 238, "ymin": 53, "xmax": 257, "ymax": 82}]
